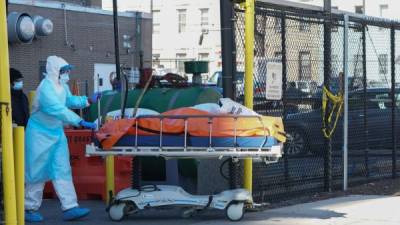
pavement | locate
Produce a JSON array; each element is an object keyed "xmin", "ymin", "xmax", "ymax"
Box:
[{"xmin": 31, "ymin": 195, "xmax": 400, "ymax": 225}]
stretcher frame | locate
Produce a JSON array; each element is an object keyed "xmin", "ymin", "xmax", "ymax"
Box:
[{"xmin": 86, "ymin": 115, "xmax": 283, "ymax": 163}]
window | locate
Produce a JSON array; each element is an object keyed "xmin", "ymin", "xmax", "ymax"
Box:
[
  {"xmin": 200, "ymin": 8, "xmax": 209, "ymax": 29},
  {"xmin": 153, "ymin": 54, "xmax": 160, "ymax": 68},
  {"xmin": 299, "ymin": 51, "xmax": 311, "ymax": 80},
  {"xmin": 178, "ymin": 9, "xmax": 187, "ymax": 33},
  {"xmin": 274, "ymin": 17, "xmax": 281, "ymax": 33},
  {"xmin": 380, "ymin": 4, "xmax": 389, "ymax": 17},
  {"xmin": 198, "ymin": 53, "xmax": 209, "ymax": 61},
  {"xmin": 355, "ymin": 5, "xmax": 364, "ymax": 14},
  {"xmin": 353, "ymin": 54, "xmax": 363, "ymax": 77},
  {"xmin": 274, "ymin": 51, "xmax": 282, "ymax": 62},
  {"xmin": 152, "ymin": 10, "xmax": 160, "ymax": 34},
  {"xmin": 378, "ymin": 54, "xmax": 388, "ymax": 75},
  {"xmin": 299, "ymin": 19, "xmax": 310, "ymax": 32},
  {"xmin": 176, "ymin": 53, "xmax": 187, "ymax": 73}
]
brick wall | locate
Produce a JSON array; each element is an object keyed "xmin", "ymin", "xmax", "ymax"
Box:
[
  {"xmin": 56, "ymin": 0, "xmax": 102, "ymax": 8},
  {"xmin": 8, "ymin": 2, "xmax": 151, "ymax": 93}
]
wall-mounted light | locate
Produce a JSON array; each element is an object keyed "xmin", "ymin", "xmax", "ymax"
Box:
[
  {"xmin": 7, "ymin": 12, "xmax": 35, "ymax": 43},
  {"xmin": 33, "ymin": 15, "xmax": 53, "ymax": 36}
]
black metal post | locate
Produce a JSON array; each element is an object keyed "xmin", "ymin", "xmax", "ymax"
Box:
[
  {"xmin": 281, "ymin": 13, "xmax": 289, "ymax": 188},
  {"xmin": 391, "ymin": 26, "xmax": 397, "ymax": 178},
  {"xmin": 112, "ymin": 0, "xmax": 121, "ymax": 81},
  {"xmin": 220, "ymin": 0, "xmax": 236, "ymax": 99},
  {"xmin": 220, "ymin": 0, "xmax": 239, "ymax": 189},
  {"xmin": 323, "ymin": 1, "xmax": 332, "ymax": 192},
  {"xmin": 362, "ymin": 24, "xmax": 369, "ymax": 179}
]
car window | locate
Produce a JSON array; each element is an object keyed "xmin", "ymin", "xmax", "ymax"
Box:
[
  {"xmin": 298, "ymin": 82, "xmax": 308, "ymax": 89},
  {"xmin": 349, "ymin": 91, "xmax": 399, "ymax": 111},
  {"xmin": 366, "ymin": 93, "xmax": 391, "ymax": 110},
  {"xmin": 208, "ymin": 72, "xmax": 220, "ymax": 84},
  {"xmin": 236, "ymin": 72, "xmax": 244, "ymax": 82}
]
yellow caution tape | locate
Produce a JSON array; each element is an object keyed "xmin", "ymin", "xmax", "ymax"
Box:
[{"xmin": 321, "ymin": 86, "xmax": 344, "ymax": 139}]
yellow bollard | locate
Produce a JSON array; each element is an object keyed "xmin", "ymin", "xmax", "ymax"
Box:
[
  {"xmin": 0, "ymin": 1, "xmax": 18, "ymax": 224},
  {"xmin": 105, "ymin": 156, "xmax": 115, "ymax": 204},
  {"xmin": 28, "ymin": 91, "xmax": 36, "ymax": 113},
  {"xmin": 243, "ymin": 0, "xmax": 255, "ymax": 194},
  {"xmin": 13, "ymin": 127, "xmax": 25, "ymax": 225}
]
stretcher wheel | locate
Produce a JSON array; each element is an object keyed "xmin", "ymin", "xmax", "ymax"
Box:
[
  {"xmin": 109, "ymin": 202, "xmax": 127, "ymax": 221},
  {"xmin": 226, "ymin": 202, "xmax": 244, "ymax": 221}
]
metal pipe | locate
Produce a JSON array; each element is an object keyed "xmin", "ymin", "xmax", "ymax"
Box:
[
  {"xmin": 220, "ymin": 0, "xmax": 235, "ymax": 99},
  {"xmin": 281, "ymin": 13, "xmax": 289, "ymax": 189},
  {"xmin": 323, "ymin": 0, "xmax": 331, "ymax": 12},
  {"xmin": 96, "ymin": 74, "xmax": 101, "ymax": 127},
  {"xmin": 28, "ymin": 91, "xmax": 36, "ymax": 113},
  {"xmin": 323, "ymin": 1, "xmax": 332, "ymax": 192},
  {"xmin": 244, "ymin": 0, "xmax": 255, "ymax": 194},
  {"xmin": 343, "ymin": 14, "xmax": 349, "ymax": 191},
  {"xmin": 0, "ymin": 1, "xmax": 18, "ymax": 224},
  {"xmin": 62, "ymin": 4, "xmax": 69, "ymax": 46},
  {"xmin": 112, "ymin": 0, "xmax": 125, "ymax": 118},
  {"xmin": 105, "ymin": 156, "xmax": 115, "ymax": 204},
  {"xmin": 362, "ymin": 0, "xmax": 366, "ymax": 14},
  {"xmin": 362, "ymin": 24, "xmax": 369, "ymax": 179},
  {"xmin": 13, "ymin": 127, "xmax": 25, "ymax": 225},
  {"xmin": 391, "ymin": 26, "xmax": 396, "ymax": 178},
  {"xmin": 112, "ymin": 0, "xmax": 121, "ymax": 81}
]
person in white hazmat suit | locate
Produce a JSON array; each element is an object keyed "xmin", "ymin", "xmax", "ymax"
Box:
[{"xmin": 24, "ymin": 56, "xmax": 100, "ymax": 222}]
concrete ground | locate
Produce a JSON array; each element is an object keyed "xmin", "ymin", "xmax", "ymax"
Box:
[{"xmin": 32, "ymin": 195, "xmax": 400, "ymax": 225}]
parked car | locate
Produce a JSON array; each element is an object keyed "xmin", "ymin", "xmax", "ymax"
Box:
[
  {"xmin": 291, "ymin": 81, "xmax": 318, "ymax": 95},
  {"xmin": 284, "ymin": 88, "xmax": 400, "ymax": 156},
  {"xmin": 207, "ymin": 71, "xmax": 250, "ymax": 97}
]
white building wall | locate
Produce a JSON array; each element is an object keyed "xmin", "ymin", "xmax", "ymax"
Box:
[
  {"xmin": 102, "ymin": 0, "xmax": 400, "ymax": 84},
  {"xmin": 290, "ymin": 0, "xmax": 399, "ymax": 84},
  {"xmin": 289, "ymin": 0, "xmax": 400, "ymax": 19},
  {"xmin": 102, "ymin": 0, "xmax": 222, "ymax": 80}
]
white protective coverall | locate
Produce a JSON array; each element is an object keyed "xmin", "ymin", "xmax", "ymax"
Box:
[{"xmin": 25, "ymin": 56, "xmax": 89, "ymax": 211}]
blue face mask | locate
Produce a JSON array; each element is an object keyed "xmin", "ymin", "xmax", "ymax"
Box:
[
  {"xmin": 60, "ymin": 73, "xmax": 70, "ymax": 83},
  {"xmin": 13, "ymin": 81, "xmax": 23, "ymax": 90}
]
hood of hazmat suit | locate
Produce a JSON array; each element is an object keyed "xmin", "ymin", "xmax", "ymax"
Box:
[{"xmin": 25, "ymin": 55, "xmax": 89, "ymax": 183}]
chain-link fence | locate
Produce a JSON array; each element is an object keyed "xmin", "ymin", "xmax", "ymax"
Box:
[{"xmin": 233, "ymin": 1, "xmax": 400, "ymax": 203}]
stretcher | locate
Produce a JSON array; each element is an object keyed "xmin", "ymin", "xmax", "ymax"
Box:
[
  {"xmin": 85, "ymin": 108, "xmax": 286, "ymax": 221},
  {"xmin": 86, "ymin": 108, "xmax": 286, "ymax": 162}
]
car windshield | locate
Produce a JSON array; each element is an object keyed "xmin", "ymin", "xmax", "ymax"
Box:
[
  {"xmin": 298, "ymin": 82, "xmax": 308, "ymax": 89},
  {"xmin": 208, "ymin": 72, "xmax": 220, "ymax": 84}
]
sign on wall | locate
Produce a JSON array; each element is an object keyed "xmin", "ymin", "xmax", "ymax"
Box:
[
  {"xmin": 265, "ymin": 62, "xmax": 283, "ymax": 100},
  {"xmin": 94, "ymin": 63, "xmax": 115, "ymax": 92}
]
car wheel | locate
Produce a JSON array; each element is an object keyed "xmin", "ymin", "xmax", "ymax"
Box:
[{"xmin": 285, "ymin": 129, "xmax": 308, "ymax": 156}]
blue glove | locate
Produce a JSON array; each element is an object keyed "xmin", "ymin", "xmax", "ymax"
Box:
[
  {"xmin": 79, "ymin": 120, "xmax": 97, "ymax": 130},
  {"xmin": 89, "ymin": 92, "xmax": 102, "ymax": 104}
]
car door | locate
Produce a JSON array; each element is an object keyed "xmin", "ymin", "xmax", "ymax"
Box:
[
  {"xmin": 346, "ymin": 92, "xmax": 367, "ymax": 150},
  {"xmin": 366, "ymin": 92, "xmax": 392, "ymax": 150}
]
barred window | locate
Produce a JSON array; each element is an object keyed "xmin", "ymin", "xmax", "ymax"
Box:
[
  {"xmin": 299, "ymin": 51, "xmax": 311, "ymax": 80},
  {"xmin": 378, "ymin": 54, "xmax": 388, "ymax": 75},
  {"xmin": 178, "ymin": 9, "xmax": 187, "ymax": 33},
  {"xmin": 176, "ymin": 53, "xmax": 187, "ymax": 73},
  {"xmin": 200, "ymin": 8, "xmax": 209, "ymax": 29},
  {"xmin": 152, "ymin": 10, "xmax": 160, "ymax": 34}
]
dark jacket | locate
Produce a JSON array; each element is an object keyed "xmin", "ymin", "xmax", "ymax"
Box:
[{"xmin": 11, "ymin": 89, "xmax": 30, "ymax": 127}]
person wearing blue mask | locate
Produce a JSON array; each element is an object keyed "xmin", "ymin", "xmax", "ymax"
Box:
[
  {"xmin": 10, "ymin": 68, "xmax": 29, "ymax": 127},
  {"xmin": 24, "ymin": 56, "xmax": 100, "ymax": 222}
]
